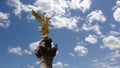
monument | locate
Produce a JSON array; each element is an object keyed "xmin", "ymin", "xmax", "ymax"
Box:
[{"xmin": 32, "ymin": 10, "xmax": 58, "ymax": 68}]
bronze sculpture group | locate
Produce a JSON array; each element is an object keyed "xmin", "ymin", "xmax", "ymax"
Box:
[{"xmin": 32, "ymin": 10, "xmax": 51, "ymax": 37}]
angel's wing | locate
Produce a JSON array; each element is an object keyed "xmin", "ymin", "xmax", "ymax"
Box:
[{"xmin": 32, "ymin": 10, "xmax": 43, "ymax": 24}]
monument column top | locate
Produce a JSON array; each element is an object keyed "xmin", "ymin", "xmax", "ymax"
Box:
[{"xmin": 32, "ymin": 9, "xmax": 58, "ymax": 68}]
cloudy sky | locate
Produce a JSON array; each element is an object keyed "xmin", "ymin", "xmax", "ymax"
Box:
[{"xmin": 1, "ymin": 0, "xmax": 120, "ymax": 68}]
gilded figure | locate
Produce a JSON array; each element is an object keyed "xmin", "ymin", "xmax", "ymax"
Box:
[{"xmin": 32, "ymin": 10, "xmax": 51, "ymax": 37}]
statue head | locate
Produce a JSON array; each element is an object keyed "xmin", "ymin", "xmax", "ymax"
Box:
[{"xmin": 43, "ymin": 12, "xmax": 46, "ymax": 15}]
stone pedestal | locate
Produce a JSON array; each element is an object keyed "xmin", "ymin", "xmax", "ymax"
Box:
[{"xmin": 35, "ymin": 37, "xmax": 58, "ymax": 68}]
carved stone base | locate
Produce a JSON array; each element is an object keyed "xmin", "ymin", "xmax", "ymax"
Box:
[{"xmin": 35, "ymin": 37, "xmax": 58, "ymax": 68}]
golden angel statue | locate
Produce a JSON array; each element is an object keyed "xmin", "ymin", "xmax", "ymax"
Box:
[{"xmin": 32, "ymin": 10, "xmax": 51, "ymax": 37}]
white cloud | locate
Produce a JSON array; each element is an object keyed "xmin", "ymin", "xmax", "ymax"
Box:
[
  {"xmin": 109, "ymin": 50, "xmax": 120, "ymax": 60},
  {"xmin": 0, "ymin": 12, "xmax": 9, "ymax": 19},
  {"xmin": 8, "ymin": 47, "xmax": 22, "ymax": 55},
  {"xmin": 8, "ymin": 41, "xmax": 40, "ymax": 56},
  {"xmin": 87, "ymin": 10, "xmax": 106, "ymax": 23},
  {"xmin": 33, "ymin": 0, "xmax": 81, "ymax": 31},
  {"xmin": 97, "ymin": 34, "xmax": 120, "ymax": 68},
  {"xmin": 64, "ymin": 64, "xmax": 69, "ymax": 67},
  {"xmin": 110, "ymin": 31, "xmax": 120, "ymax": 36},
  {"xmin": 92, "ymin": 24, "xmax": 103, "ymax": 35},
  {"xmin": 8, "ymin": 47, "xmax": 32, "ymax": 55},
  {"xmin": 23, "ymin": 49, "xmax": 32, "ymax": 55},
  {"xmin": 93, "ymin": 57, "xmax": 120, "ymax": 68},
  {"xmin": 53, "ymin": 62, "xmax": 62, "ymax": 68},
  {"xmin": 8, "ymin": 0, "xmax": 23, "ymax": 16},
  {"xmin": 102, "ymin": 35, "xmax": 120, "ymax": 50},
  {"xmin": 82, "ymin": 10, "xmax": 105, "ymax": 37},
  {"xmin": 29, "ymin": 41, "xmax": 39, "ymax": 52},
  {"xmin": 94, "ymin": 62, "xmax": 111, "ymax": 68},
  {"xmin": 27, "ymin": 64, "xmax": 34, "ymax": 68},
  {"xmin": 69, "ymin": 52, "xmax": 75, "ymax": 57},
  {"xmin": 74, "ymin": 45, "xmax": 88, "ymax": 56},
  {"xmin": 7, "ymin": 0, "xmax": 91, "ymax": 31},
  {"xmin": 116, "ymin": 0, "xmax": 120, "ymax": 6},
  {"xmin": 33, "ymin": 0, "xmax": 69, "ymax": 16},
  {"xmin": 8, "ymin": 0, "xmax": 92, "ymax": 16},
  {"xmin": 113, "ymin": 8, "xmax": 120, "ymax": 22},
  {"xmin": 50, "ymin": 16, "xmax": 80, "ymax": 31},
  {"xmin": 53, "ymin": 62, "xmax": 69, "ymax": 68},
  {"xmin": 93, "ymin": 50, "xmax": 120, "ymax": 68},
  {"xmin": 0, "ymin": 12, "xmax": 10, "ymax": 28},
  {"xmin": 35, "ymin": 61, "xmax": 40, "ymax": 65},
  {"xmin": 93, "ymin": 59, "xmax": 98, "ymax": 63},
  {"xmin": 82, "ymin": 23, "xmax": 103, "ymax": 36},
  {"xmin": 7, "ymin": 0, "xmax": 32, "ymax": 18},
  {"xmin": 110, "ymin": 24, "xmax": 116, "ymax": 29},
  {"xmin": 85, "ymin": 34, "xmax": 98, "ymax": 44},
  {"xmin": 82, "ymin": 23, "xmax": 90, "ymax": 31},
  {"xmin": 113, "ymin": 0, "xmax": 120, "ymax": 22},
  {"xmin": 69, "ymin": 0, "xmax": 92, "ymax": 13}
]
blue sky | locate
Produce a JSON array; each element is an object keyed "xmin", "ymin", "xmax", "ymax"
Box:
[{"xmin": 1, "ymin": 0, "xmax": 120, "ymax": 68}]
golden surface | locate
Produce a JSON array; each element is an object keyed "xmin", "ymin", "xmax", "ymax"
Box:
[{"xmin": 32, "ymin": 10, "xmax": 51, "ymax": 37}]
